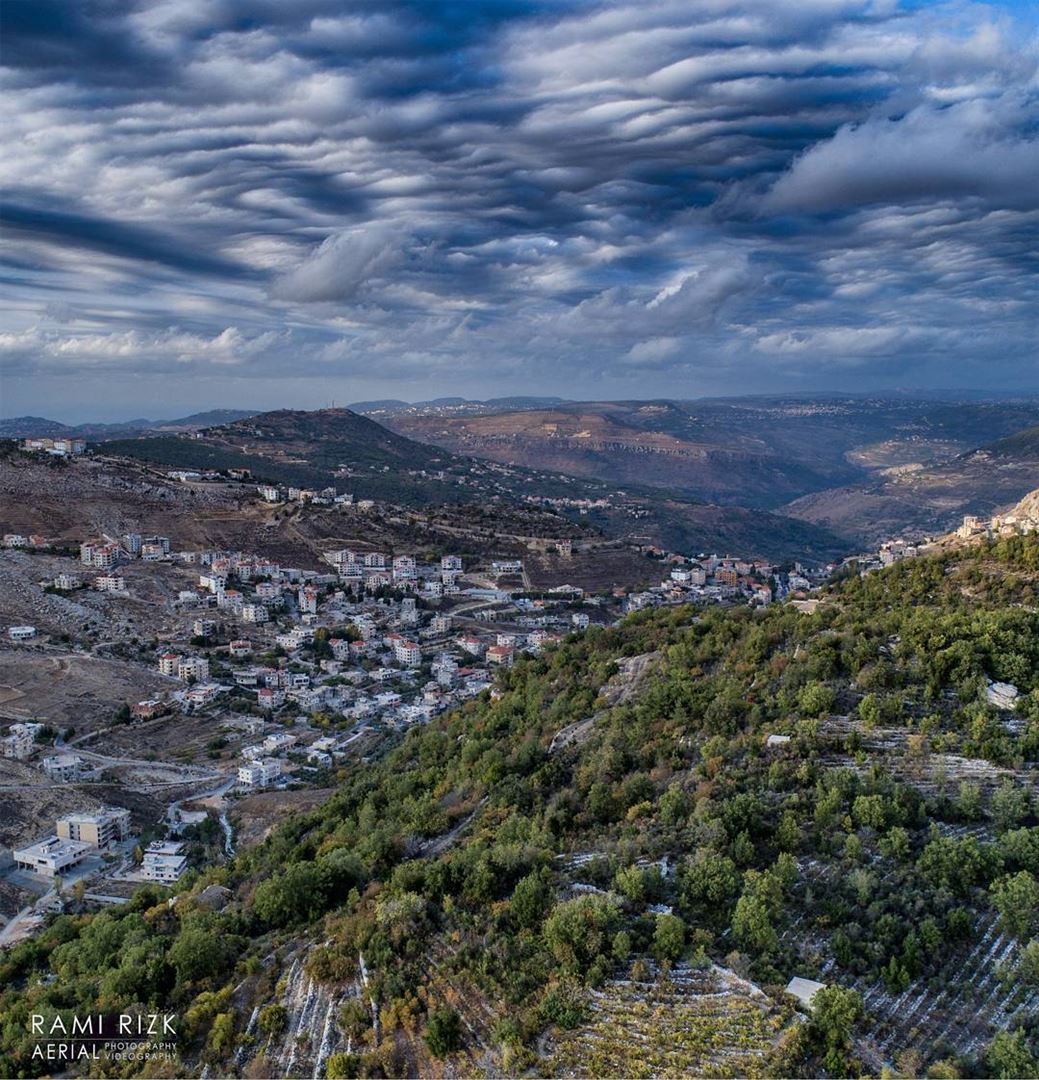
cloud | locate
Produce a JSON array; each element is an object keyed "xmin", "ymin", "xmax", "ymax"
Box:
[
  {"xmin": 270, "ymin": 226, "xmax": 402, "ymax": 302},
  {"xmin": 765, "ymin": 97, "xmax": 1039, "ymax": 212},
  {"xmin": 1, "ymin": 0, "xmax": 1037, "ymax": 413}
]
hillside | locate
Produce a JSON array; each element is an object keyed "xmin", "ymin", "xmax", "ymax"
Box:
[
  {"xmin": 382, "ymin": 397, "xmax": 1039, "ymax": 511},
  {"xmin": 3, "ymin": 538, "xmax": 1039, "ymax": 1078},
  {"xmin": 785, "ymin": 425, "xmax": 1039, "ymax": 547},
  {"xmin": 93, "ymin": 409, "xmax": 848, "ymax": 563}
]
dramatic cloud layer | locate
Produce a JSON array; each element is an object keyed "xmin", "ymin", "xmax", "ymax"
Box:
[{"xmin": 1, "ymin": 0, "xmax": 1036, "ymax": 417}]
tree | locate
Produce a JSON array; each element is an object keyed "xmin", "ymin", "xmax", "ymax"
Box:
[
  {"xmin": 986, "ymin": 1029, "xmax": 1039, "ymax": 1079},
  {"xmin": 731, "ymin": 893, "xmax": 776, "ymax": 954},
  {"xmin": 991, "ymin": 871, "xmax": 1039, "ymax": 938},
  {"xmin": 325, "ymin": 1053, "xmax": 362, "ymax": 1079},
  {"xmin": 424, "ymin": 1008, "xmax": 462, "ymax": 1057},
  {"xmin": 207, "ymin": 1011, "xmax": 235, "ymax": 1056},
  {"xmin": 653, "ymin": 913, "xmax": 685, "ymax": 963},
  {"xmin": 798, "ymin": 682, "xmax": 835, "ymax": 718},
  {"xmin": 511, "ymin": 870, "xmax": 551, "ymax": 929},
  {"xmin": 169, "ymin": 926, "xmax": 228, "ymax": 984},
  {"xmin": 258, "ymin": 1003, "xmax": 287, "ymax": 1042},
  {"xmin": 809, "ymin": 986, "xmax": 863, "ymax": 1075},
  {"xmin": 543, "ymin": 895, "xmax": 620, "ymax": 976}
]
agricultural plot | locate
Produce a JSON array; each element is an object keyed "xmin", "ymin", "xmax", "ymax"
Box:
[{"xmin": 547, "ymin": 965, "xmax": 791, "ymax": 1078}]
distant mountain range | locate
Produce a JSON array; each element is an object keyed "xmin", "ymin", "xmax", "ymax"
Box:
[
  {"xmin": 0, "ymin": 409, "xmax": 259, "ymax": 439},
  {"xmin": 382, "ymin": 396, "xmax": 1039, "ymax": 513},
  {"xmin": 91, "ymin": 407, "xmax": 849, "ymax": 562},
  {"xmin": 10, "ymin": 394, "xmax": 1039, "ymax": 553}
]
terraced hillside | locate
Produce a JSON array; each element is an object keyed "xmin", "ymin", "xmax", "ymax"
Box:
[{"xmin": 2, "ymin": 537, "xmax": 1039, "ymax": 1078}]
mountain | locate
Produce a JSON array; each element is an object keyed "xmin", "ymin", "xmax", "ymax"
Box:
[
  {"xmin": 785, "ymin": 424, "xmax": 1039, "ymax": 547},
  {"xmin": 3, "ymin": 536, "xmax": 1037, "ymax": 1077},
  {"xmin": 0, "ymin": 409, "xmax": 258, "ymax": 439},
  {"xmin": 156, "ymin": 409, "xmax": 260, "ymax": 430},
  {"xmin": 383, "ymin": 397, "xmax": 1039, "ymax": 511},
  {"xmin": 0, "ymin": 415, "xmax": 73, "ymax": 438},
  {"xmin": 95, "ymin": 407, "xmax": 849, "ymax": 562}
]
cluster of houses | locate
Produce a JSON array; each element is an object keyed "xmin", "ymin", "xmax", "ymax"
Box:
[
  {"xmin": 0, "ymin": 725, "xmax": 94, "ymax": 784},
  {"xmin": 958, "ymin": 510, "xmax": 1039, "ymax": 540},
  {"xmin": 623, "ymin": 555, "xmax": 826, "ymax": 612},
  {"xmin": 20, "ymin": 437, "xmax": 86, "ymax": 456},
  {"xmin": 12, "ymin": 806, "xmax": 187, "ymax": 885},
  {"xmin": 256, "ymin": 483, "xmax": 372, "ymax": 509}
]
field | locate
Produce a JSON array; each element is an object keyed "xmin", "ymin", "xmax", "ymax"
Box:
[
  {"xmin": 547, "ymin": 965, "xmax": 793, "ymax": 1078},
  {"xmin": 0, "ymin": 646, "xmax": 170, "ymax": 731}
]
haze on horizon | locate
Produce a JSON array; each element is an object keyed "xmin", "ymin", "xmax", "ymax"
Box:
[{"xmin": 1, "ymin": 0, "xmax": 1037, "ymax": 423}]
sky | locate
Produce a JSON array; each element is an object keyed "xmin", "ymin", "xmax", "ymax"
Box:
[{"xmin": 1, "ymin": 0, "xmax": 1037, "ymax": 421}]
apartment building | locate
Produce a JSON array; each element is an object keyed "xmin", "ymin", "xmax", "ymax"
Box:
[
  {"xmin": 41, "ymin": 753, "xmax": 83, "ymax": 782},
  {"xmin": 141, "ymin": 841, "xmax": 188, "ymax": 884},
  {"xmin": 237, "ymin": 758, "xmax": 282, "ymax": 788},
  {"xmin": 56, "ymin": 808, "xmax": 132, "ymax": 850}
]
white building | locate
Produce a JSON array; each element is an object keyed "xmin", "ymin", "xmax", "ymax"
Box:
[
  {"xmin": 1, "ymin": 722, "xmax": 42, "ymax": 759},
  {"xmin": 7, "ymin": 625, "xmax": 38, "ymax": 642},
  {"xmin": 241, "ymin": 603, "xmax": 269, "ymax": 623},
  {"xmin": 394, "ymin": 639, "xmax": 422, "ymax": 667},
  {"xmin": 238, "ymin": 758, "xmax": 282, "ymax": 788},
  {"xmin": 41, "ymin": 753, "xmax": 83, "ymax": 782},
  {"xmin": 178, "ymin": 657, "xmax": 210, "ymax": 682},
  {"xmin": 142, "ymin": 841, "xmax": 188, "ymax": 884},
  {"xmin": 95, "ymin": 575, "xmax": 127, "ymax": 592},
  {"xmin": 14, "ymin": 836, "xmax": 90, "ymax": 878}
]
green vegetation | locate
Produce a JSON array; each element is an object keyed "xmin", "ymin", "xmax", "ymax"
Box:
[{"xmin": 2, "ymin": 537, "xmax": 1039, "ymax": 1077}]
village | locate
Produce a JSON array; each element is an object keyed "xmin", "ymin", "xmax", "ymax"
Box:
[
  {"xmin": 7, "ymin": 461, "xmax": 1035, "ymax": 950},
  {"xmin": 0, "ymin": 470, "xmax": 850, "ymax": 943}
]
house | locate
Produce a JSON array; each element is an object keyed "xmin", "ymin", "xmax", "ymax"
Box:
[
  {"xmin": 393, "ymin": 555, "xmax": 417, "ymax": 582},
  {"xmin": 53, "ymin": 572, "xmax": 81, "ymax": 590},
  {"xmin": 158, "ymin": 653, "xmax": 181, "ymax": 676},
  {"xmin": 95, "ymin": 575, "xmax": 127, "ymax": 592},
  {"xmin": 141, "ymin": 841, "xmax": 188, "ymax": 884},
  {"xmin": 3, "ymin": 533, "xmax": 28, "ymax": 547},
  {"xmin": 228, "ymin": 639, "xmax": 253, "ymax": 658},
  {"xmin": 14, "ymin": 836, "xmax": 91, "ymax": 877},
  {"xmin": 8, "ymin": 625, "xmax": 38, "ymax": 642},
  {"xmin": 262, "ymin": 732, "xmax": 296, "ymax": 754},
  {"xmin": 441, "ymin": 555, "xmax": 463, "ymax": 572},
  {"xmin": 41, "ymin": 753, "xmax": 83, "ymax": 782},
  {"xmin": 486, "ymin": 644, "xmax": 515, "ymax": 667},
  {"xmin": 57, "ymin": 808, "xmax": 132, "ymax": 850},
  {"xmin": 257, "ymin": 687, "xmax": 285, "ymax": 710},
  {"xmin": 0, "ymin": 722, "xmax": 42, "ymax": 759},
  {"xmin": 457, "ymin": 635, "xmax": 484, "ymax": 656},
  {"xmin": 241, "ymin": 603, "xmax": 269, "ymax": 623},
  {"xmin": 571, "ymin": 612, "xmax": 590, "ymax": 630},
  {"xmin": 177, "ymin": 657, "xmax": 210, "ymax": 682},
  {"xmin": 237, "ymin": 758, "xmax": 282, "ymax": 788},
  {"xmin": 394, "ymin": 639, "xmax": 422, "ymax": 667},
  {"xmin": 131, "ymin": 699, "xmax": 168, "ymax": 720}
]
